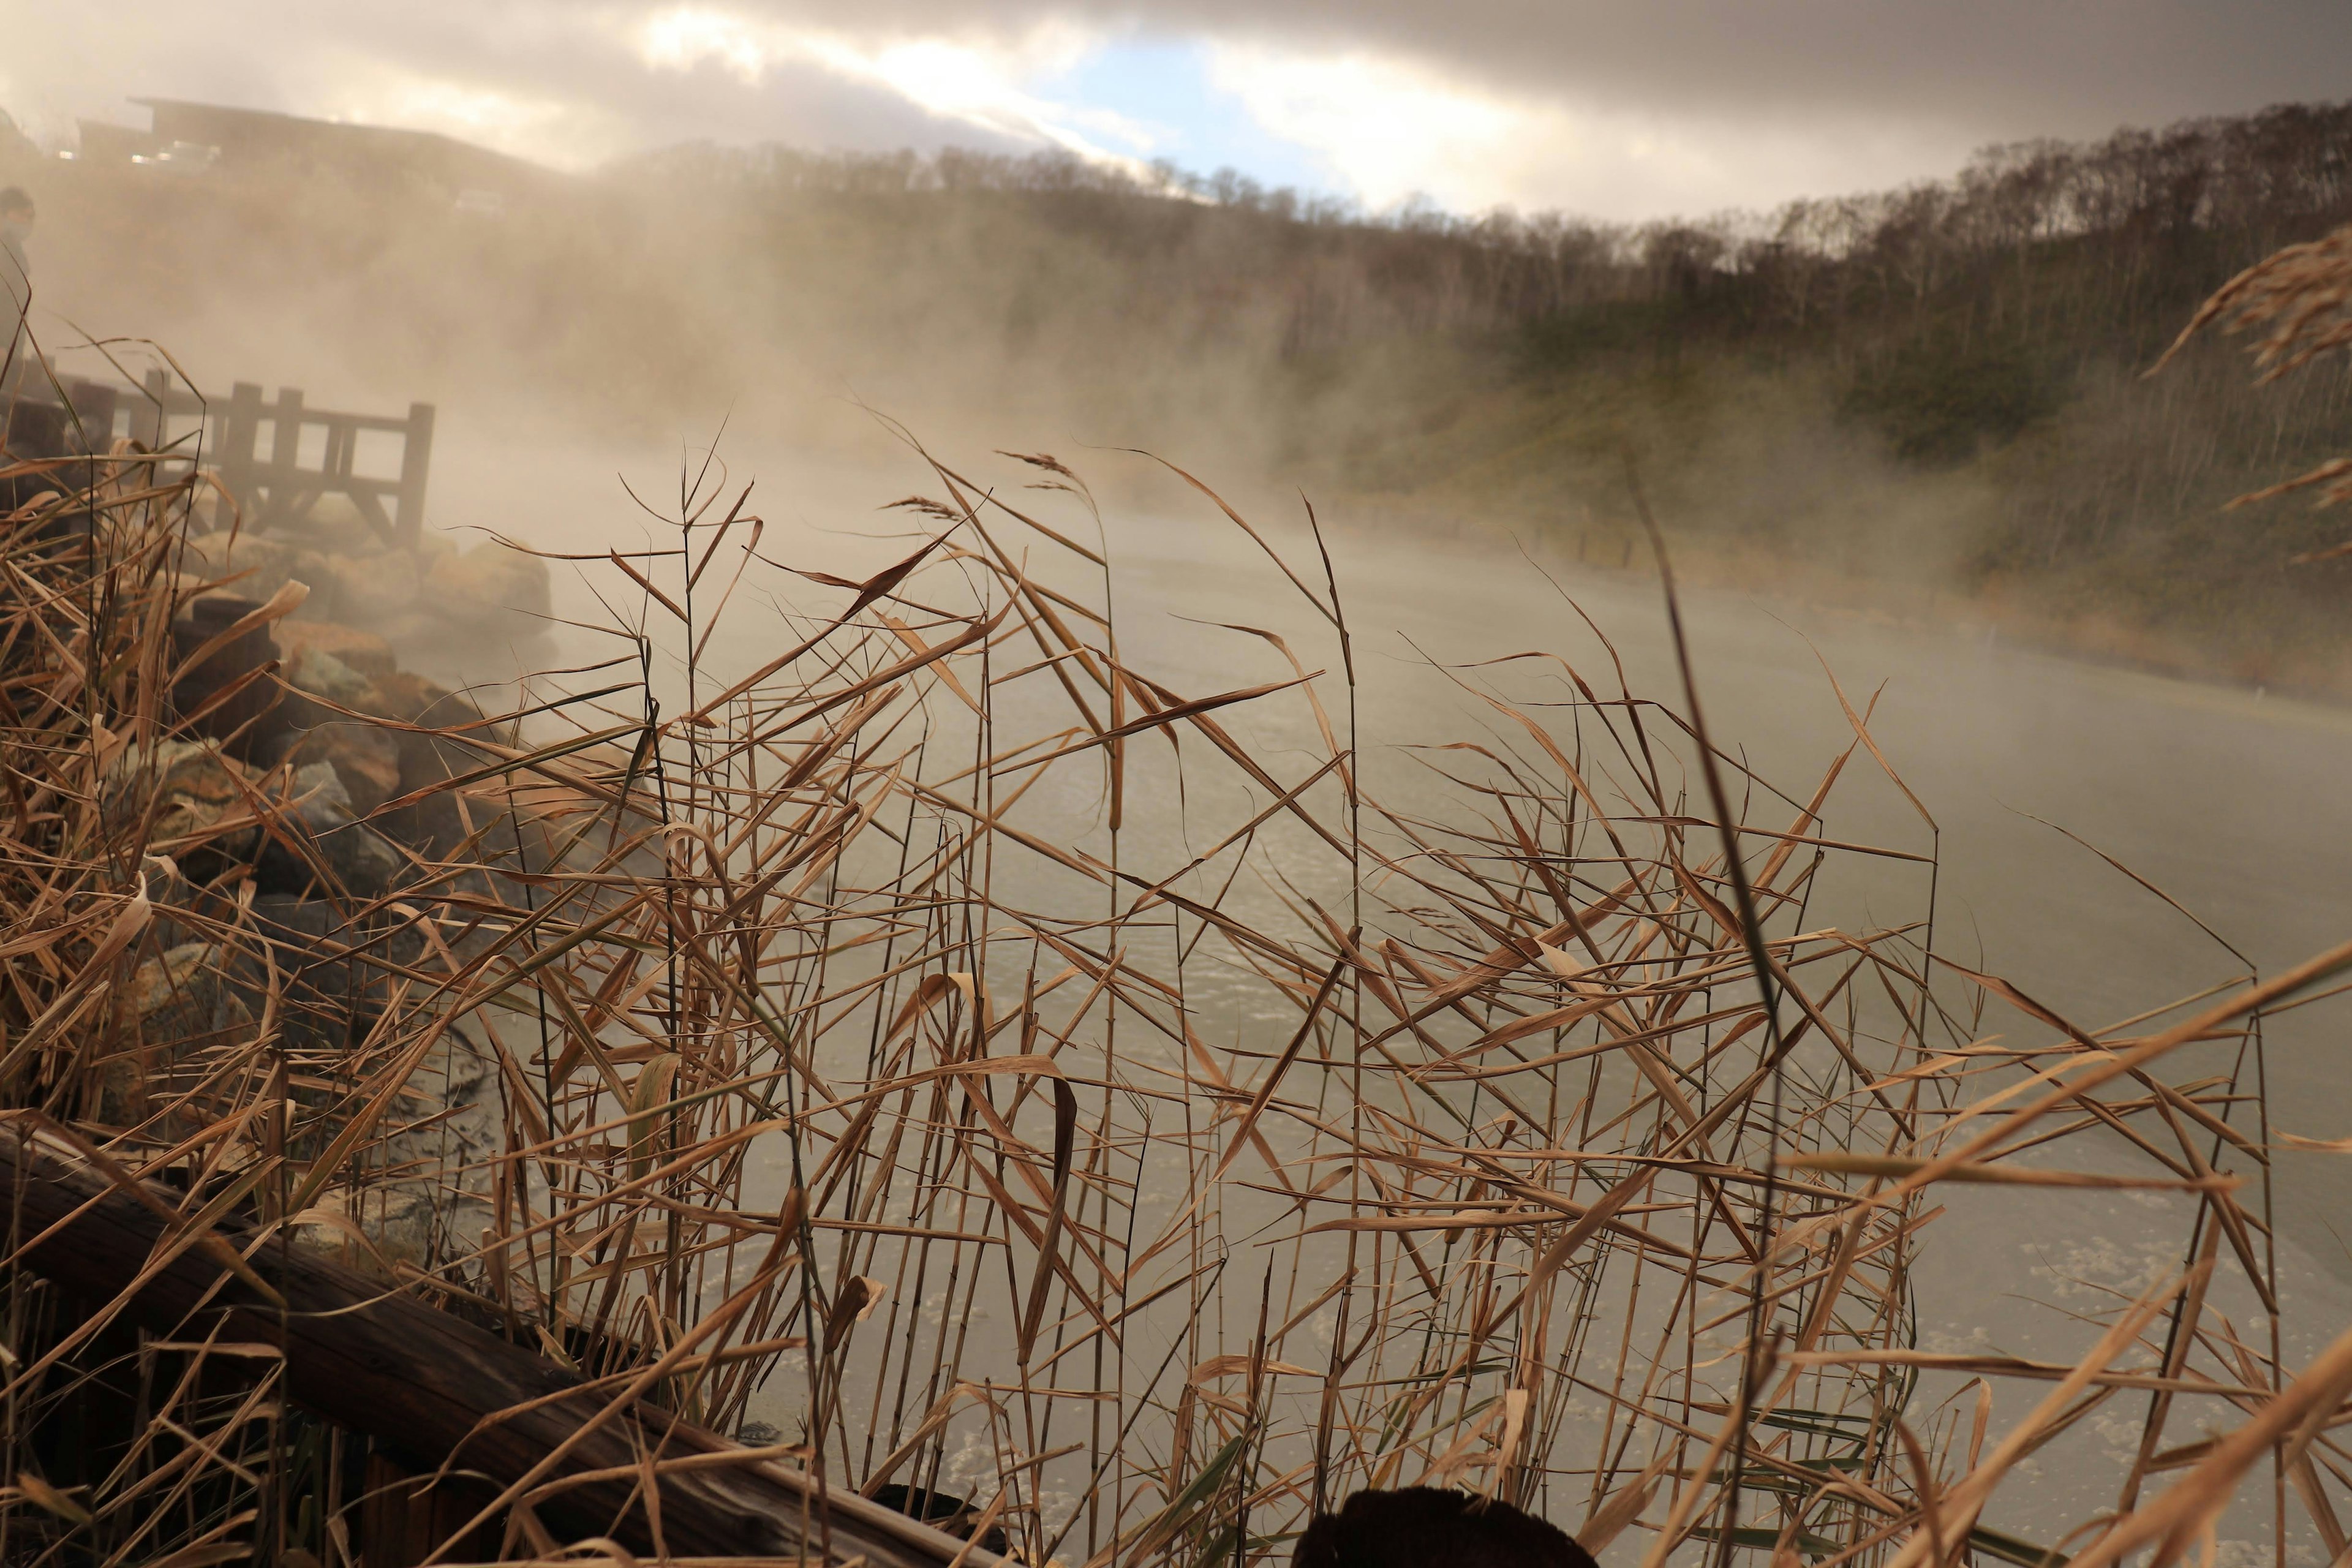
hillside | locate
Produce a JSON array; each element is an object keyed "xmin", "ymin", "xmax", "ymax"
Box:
[{"xmin": 9, "ymin": 99, "xmax": 2352, "ymax": 681}]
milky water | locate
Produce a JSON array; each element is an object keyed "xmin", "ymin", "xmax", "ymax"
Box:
[{"xmin": 426, "ymin": 431, "xmax": 2352, "ymax": 1555}]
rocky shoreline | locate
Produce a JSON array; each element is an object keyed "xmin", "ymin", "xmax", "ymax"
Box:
[{"xmin": 102, "ymin": 499, "xmax": 564, "ymax": 1274}]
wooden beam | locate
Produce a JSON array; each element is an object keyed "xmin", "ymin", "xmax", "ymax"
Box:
[
  {"xmin": 0, "ymin": 1114, "xmax": 990, "ymax": 1567},
  {"xmin": 395, "ymin": 400, "xmax": 434, "ymax": 546},
  {"xmin": 217, "ymin": 380, "xmax": 264, "ymax": 518}
]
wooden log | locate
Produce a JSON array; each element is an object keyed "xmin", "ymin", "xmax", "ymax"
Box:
[{"xmin": 0, "ymin": 1114, "xmax": 992, "ymax": 1567}]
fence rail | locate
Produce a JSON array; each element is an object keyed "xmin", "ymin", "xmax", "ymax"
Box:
[{"xmin": 51, "ymin": 372, "xmax": 434, "ymax": 546}]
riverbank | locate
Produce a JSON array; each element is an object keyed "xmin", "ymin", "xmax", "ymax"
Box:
[{"xmin": 1332, "ymin": 489, "xmax": 2352, "ymax": 705}]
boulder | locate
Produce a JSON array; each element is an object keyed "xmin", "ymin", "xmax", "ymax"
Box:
[
  {"xmin": 224, "ymin": 895, "xmax": 431, "ymax": 1057},
  {"xmin": 285, "ymin": 720, "xmax": 402, "ymax": 815},
  {"xmin": 103, "ymin": 740, "xmax": 258, "ymax": 859},
  {"xmin": 320, "ymin": 548, "xmax": 420, "ymax": 625},
  {"xmin": 182, "ymin": 532, "xmax": 301, "ymax": 601},
  {"xmin": 237, "ymin": 895, "xmax": 376, "ymax": 1050},
  {"xmin": 276, "ymin": 619, "xmax": 396, "ymax": 684},
  {"xmin": 286, "ymin": 646, "xmax": 376, "ymax": 708},
  {"xmin": 256, "ymin": 761, "xmax": 403, "ymax": 899},
  {"xmin": 285, "ymin": 1018, "xmax": 504, "ymax": 1268},
  {"xmin": 111, "ymin": 941, "xmax": 246, "ymax": 1045},
  {"xmin": 359, "ymin": 674, "xmax": 502, "ymax": 854},
  {"xmin": 357, "ymin": 609, "xmax": 439, "ymax": 650},
  {"xmin": 171, "ymin": 595, "xmax": 286, "ymax": 755},
  {"xmin": 366, "ymin": 673, "xmax": 502, "ymax": 780},
  {"xmin": 94, "ymin": 940, "xmax": 251, "ymax": 1124},
  {"xmin": 363, "ymin": 671, "xmax": 481, "ymax": 728},
  {"xmin": 423, "ymin": 541, "xmax": 553, "ymax": 622},
  {"xmin": 3, "ymin": 397, "xmax": 68, "ymax": 462},
  {"xmin": 297, "ymin": 494, "xmax": 397, "ymax": 556}
]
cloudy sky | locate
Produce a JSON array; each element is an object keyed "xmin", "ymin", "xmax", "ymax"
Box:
[{"xmin": 9, "ymin": 2, "xmax": 2351, "ymax": 221}]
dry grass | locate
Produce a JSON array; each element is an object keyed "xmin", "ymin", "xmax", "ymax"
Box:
[
  {"xmin": 0, "ymin": 404, "xmax": 2347, "ymax": 1568},
  {"xmin": 2152, "ymin": 222, "xmax": 2352, "ymax": 526}
]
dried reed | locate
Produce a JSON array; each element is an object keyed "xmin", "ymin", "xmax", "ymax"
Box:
[
  {"xmin": 0, "ymin": 402, "xmax": 2344, "ymax": 1568},
  {"xmin": 2151, "ymin": 222, "xmax": 2352, "ymax": 526}
]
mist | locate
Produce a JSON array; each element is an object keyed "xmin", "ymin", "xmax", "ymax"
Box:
[
  {"xmin": 16, "ymin": 103, "xmax": 2352, "ymax": 685},
  {"xmin": 18, "ymin": 91, "xmax": 2352, "ymax": 1234},
  {"xmin": 7, "ymin": 78, "xmax": 2352, "ymax": 1568}
]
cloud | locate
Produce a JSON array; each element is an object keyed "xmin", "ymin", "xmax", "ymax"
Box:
[
  {"xmin": 737, "ymin": 0, "xmax": 2352, "ymax": 147},
  {"xmin": 1, "ymin": 2, "xmax": 1076, "ymax": 173},
  {"xmin": 6, "ymin": 0, "xmax": 2349, "ymax": 221},
  {"xmin": 630, "ymin": 6, "xmax": 1152, "ymax": 164},
  {"xmin": 1202, "ymin": 42, "xmax": 1982, "ymax": 219},
  {"xmin": 1202, "ymin": 48, "xmax": 1513, "ymax": 213}
]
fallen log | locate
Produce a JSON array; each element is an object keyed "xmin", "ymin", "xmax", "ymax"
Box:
[{"xmin": 0, "ymin": 1114, "xmax": 995, "ymax": 1567}]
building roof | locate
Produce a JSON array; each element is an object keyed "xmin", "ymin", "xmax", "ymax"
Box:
[{"xmin": 122, "ymin": 98, "xmax": 551, "ymax": 194}]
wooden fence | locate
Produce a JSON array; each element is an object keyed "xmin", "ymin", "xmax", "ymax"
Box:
[{"xmin": 52, "ymin": 371, "xmax": 434, "ymax": 546}]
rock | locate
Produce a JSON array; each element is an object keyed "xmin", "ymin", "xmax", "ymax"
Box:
[
  {"xmin": 320, "ymin": 548, "xmax": 420, "ymax": 625},
  {"xmin": 366, "ymin": 672, "xmax": 500, "ymax": 782},
  {"xmin": 3, "ymin": 398, "xmax": 69, "ymax": 462},
  {"xmin": 285, "ymin": 720, "xmax": 402, "ymax": 815},
  {"xmin": 137, "ymin": 853, "xmax": 205, "ymax": 950},
  {"xmin": 275, "ymin": 619, "xmax": 396, "ymax": 684},
  {"xmin": 286, "ymin": 646, "xmax": 375, "ymax": 707},
  {"xmin": 360, "ymin": 675, "xmax": 497, "ymax": 855},
  {"xmin": 362, "ymin": 671, "xmax": 480, "ymax": 728},
  {"xmin": 360, "ymin": 610, "xmax": 439, "ymax": 650},
  {"xmin": 104, "ymin": 740, "xmax": 258, "ymax": 858},
  {"xmin": 287, "ymin": 1017, "xmax": 507, "ymax": 1272},
  {"xmin": 236, "ymin": 895, "xmax": 375, "ymax": 1049},
  {"xmin": 297, "ymin": 494, "xmax": 396, "ymax": 556},
  {"xmin": 183, "ymin": 532, "xmax": 301, "ymax": 601},
  {"xmin": 171, "ymin": 595, "xmax": 286, "ymax": 755},
  {"xmin": 113, "ymin": 941, "xmax": 246, "ymax": 1044},
  {"xmin": 423, "ymin": 541, "xmax": 553, "ymax": 622},
  {"xmin": 256, "ymin": 761, "xmax": 404, "ymax": 899},
  {"xmin": 290, "ymin": 547, "xmax": 333, "ymax": 598},
  {"xmin": 94, "ymin": 940, "xmax": 252, "ymax": 1124}
]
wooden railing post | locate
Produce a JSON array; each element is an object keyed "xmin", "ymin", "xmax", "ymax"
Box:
[
  {"xmin": 216, "ymin": 382, "xmax": 265, "ymax": 522},
  {"xmin": 135, "ymin": 367, "xmax": 168, "ymax": 450},
  {"xmin": 263, "ymin": 386, "xmax": 304, "ymax": 529},
  {"xmin": 394, "ymin": 402, "xmax": 434, "ymax": 548},
  {"xmin": 60, "ymin": 374, "xmax": 435, "ymax": 543},
  {"xmin": 64, "ymin": 379, "xmax": 118, "ymax": 450}
]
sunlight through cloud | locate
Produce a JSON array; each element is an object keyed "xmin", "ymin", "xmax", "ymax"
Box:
[
  {"xmin": 1205, "ymin": 40, "xmax": 1972, "ymax": 219},
  {"xmin": 633, "ymin": 6, "xmax": 1150, "ymax": 165}
]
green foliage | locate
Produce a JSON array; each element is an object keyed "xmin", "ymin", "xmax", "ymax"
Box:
[
  {"xmin": 1129, "ymin": 1431, "xmax": 1249, "ymax": 1561},
  {"xmin": 1515, "ymin": 298, "xmax": 1695, "ymax": 370},
  {"xmin": 1843, "ymin": 335, "xmax": 2065, "ymax": 463}
]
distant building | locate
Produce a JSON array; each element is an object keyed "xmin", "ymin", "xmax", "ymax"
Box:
[
  {"xmin": 75, "ymin": 119, "xmax": 152, "ymax": 167},
  {"xmin": 72, "ymin": 99, "xmax": 549, "ymax": 202}
]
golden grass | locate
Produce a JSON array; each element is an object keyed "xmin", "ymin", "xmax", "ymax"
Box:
[
  {"xmin": 2152, "ymin": 222, "xmax": 2352, "ymax": 529},
  {"xmin": 0, "ymin": 401, "xmax": 2345, "ymax": 1568}
]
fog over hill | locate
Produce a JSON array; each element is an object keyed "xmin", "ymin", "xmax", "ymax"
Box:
[{"xmin": 8, "ymin": 94, "xmax": 2352, "ymax": 682}]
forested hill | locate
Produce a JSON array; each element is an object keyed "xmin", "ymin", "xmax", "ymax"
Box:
[
  {"xmin": 15, "ymin": 97, "xmax": 2352, "ymax": 678},
  {"xmin": 624, "ymin": 103, "xmax": 2352, "ymax": 677}
]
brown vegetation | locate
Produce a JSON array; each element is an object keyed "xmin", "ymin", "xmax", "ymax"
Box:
[
  {"xmin": 2, "ymin": 373, "xmax": 2350, "ymax": 1568},
  {"xmin": 2152, "ymin": 223, "xmax": 2352, "ymax": 527}
]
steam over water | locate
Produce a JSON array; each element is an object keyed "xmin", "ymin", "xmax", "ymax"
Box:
[
  {"xmin": 24, "ymin": 91, "xmax": 2352, "ymax": 1568},
  {"xmin": 430, "ymin": 429, "xmax": 2352, "ymax": 1548}
]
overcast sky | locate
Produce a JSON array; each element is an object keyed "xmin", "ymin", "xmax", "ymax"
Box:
[{"xmin": 9, "ymin": 2, "xmax": 2351, "ymax": 221}]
